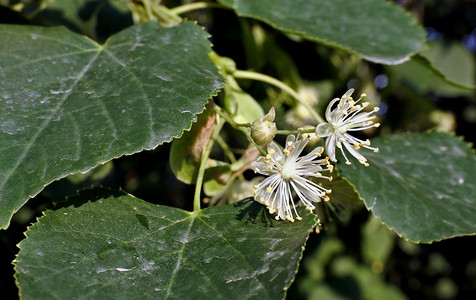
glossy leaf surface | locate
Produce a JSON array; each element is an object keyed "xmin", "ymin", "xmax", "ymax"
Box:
[
  {"xmin": 338, "ymin": 132, "xmax": 476, "ymax": 243},
  {"xmin": 0, "ymin": 21, "xmax": 223, "ymax": 228},
  {"xmin": 218, "ymin": 0, "xmax": 426, "ymax": 64},
  {"xmin": 15, "ymin": 189, "xmax": 317, "ymax": 299}
]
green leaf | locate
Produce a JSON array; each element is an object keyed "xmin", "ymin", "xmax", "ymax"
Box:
[
  {"xmin": 218, "ymin": 0, "xmax": 425, "ymax": 64},
  {"xmin": 388, "ymin": 55, "xmax": 474, "ymax": 97},
  {"xmin": 0, "ymin": 21, "xmax": 223, "ymax": 229},
  {"xmin": 361, "ymin": 215, "xmax": 395, "ymax": 265},
  {"xmin": 15, "ymin": 188, "xmax": 317, "ymax": 299},
  {"xmin": 421, "ymin": 40, "xmax": 476, "ymax": 89},
  {"xmin": 338, "ymin": 132, "xmax": 476, "ymax": 243}
]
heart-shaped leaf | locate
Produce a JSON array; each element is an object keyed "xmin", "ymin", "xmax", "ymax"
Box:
[
  {"xmin": 15, "ymin": 188, "xmax": 317, "ymax": 299},
  {"xmin": 0, "ymin": 21, "xmax": 223, "ymax": 228},
  {"xmin": 218, "ymin": 0, "xmax": 426, "ymax": 64},
  {"xmin": 338, "ymin": 132, "xmax": 476, "ymax": 243}
]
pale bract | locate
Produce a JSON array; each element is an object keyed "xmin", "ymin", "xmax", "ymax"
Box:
[
  {"xmin": 315, "ymin": 89, "xmax": 380, "ymax": 166},
  {"xmin": 250, "ymin": 135, "xmax": 333, "ymax": 222}
]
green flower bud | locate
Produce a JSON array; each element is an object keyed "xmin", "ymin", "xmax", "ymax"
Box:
[{"xmin": 251, "ymin": 108, "xmax": 277, "ymax": 147}]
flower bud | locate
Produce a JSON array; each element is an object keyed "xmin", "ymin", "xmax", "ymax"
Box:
[{"xmin": 251, "ymin": 108, "xmax": 277, "ymax": 147}]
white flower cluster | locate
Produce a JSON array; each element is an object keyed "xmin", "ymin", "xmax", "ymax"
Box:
[{"xmin": 250, "ymin": 89, "xmax": 380, "ymax": 221}]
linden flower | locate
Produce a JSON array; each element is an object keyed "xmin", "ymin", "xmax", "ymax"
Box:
[
  {"xmin": 315, "ymin": 89, "xmax": 380, "ymax": 166},
  {"xmin": 250, "ymin": 135, "xmax": 333, "ymax": 222}
]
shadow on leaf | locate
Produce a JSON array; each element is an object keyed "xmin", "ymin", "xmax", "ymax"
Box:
[
  {"xmin": 234, "ymin": 198, "xmax": 274, "ymax": 227},
  {"xmin": 53, "ymin": 186, "xmax": 126, "ymax": 210}
]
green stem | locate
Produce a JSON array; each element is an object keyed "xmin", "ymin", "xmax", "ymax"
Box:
[
  {"xmin": 233, "ymin": 70, "xmax": 325, "ymax": 123},
  {"xmin": 215, "ymin": 135, "xmax": 246, "ymax": 181},
  {"xmin": 169, "ymin": 2, "xmax": 229, "ymax": 15},
  {"xmin": 151, "ymin": 3, "xmax": 182, "ymax": 24},
  {"xmin": 193, "ymin": 118, "xmax": 225, "ymax": 211},
  {"xmin": 276, "ymin": 128, "xmax": 315, "ymax": 135},
  {"xmin": 215, "ymin": 135, "xmax": 237, "ymax": 164},
  {"xmin": 214, "ymin": 106, "xmax": 267, "ymax": 156},
  {"xmin": 214, "ymin": 107, "xmax": 251, "ymax": 129}
]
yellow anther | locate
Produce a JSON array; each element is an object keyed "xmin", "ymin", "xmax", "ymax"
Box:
[
  {"xmin": 275, "ymin": 216, "xmax": 280, "ymax": 220},
  {"xmin": 265, "ymin": 154, "xmax": 272, "ymax": 160},
  {"xmin": 336, "ymin": 143, "xmax": 342, "ymax": 149},
  {"xmin": 329, "ymin": 176, "xmax": 333, "ymax": 182},
  {"xmin": 367, "ymin": 121, "xmax": 374, "ymax": 125},
  {"xmin": 286, "ymin": 216, "xmax": 295, "ymax": 222},
  {"xmin": 283, "ymin": 149, "xmax": 290, "ymax": 155},
  {"xmin": 364, "ymin": 139, "xmax": 371, "ymax": 145},
  {"xmin": 315, "ymin": 172, "xmax": 322, "ymax": 177},
  {"xmin": 353, "ymin": 144, "xmax": 361, "ymax": 150},
  {"xmin": 374, "ymin": 148, "xmax": 379, "ymax": 153},
  {"xmin": 254, "ymin": 185, "xmax": 259, "ymax": 189},
  {"xmin": 345, "ymin": 161, "xmax": 352, "ymax": 165},
  {"xmin": 374, "ymin": 123, "xmax": 381, "ymax": 127},
  {"xmin": 361, "ymin": 93, "xmax": 367, "ymax": 97},
  {"xmin": 337, "ymin": 103, "xmax": 343, "ymax": 107},
  {"xmin": 266, "ymin": 165, "xmax": 273, "ymax": 171},
  {"xmin": 364, "ymin": 162, "xmax": 370, "ymax": 167},
  {"xmin": 326, "ymin": 189, "xmax": 332, "ymax": 194},
  {"xmin": 327, "ymin": 165, "xmax": 334, "ymax": 172},
  {"xmin": 269, "ymin": 148, "xmax": 275, "ymax": 154},
  {"xmin": 266, "ymin": 186, "xmax": 272, "ymax": 193},
  {"xmin": 362, "ymin": 102, "xmax": 370, "ymax": 107},
  {"xmin": 296, "ymin": 216, "xmax": 302, "ymax": 221},
  {"xmin": 374, "ymin": 107, "xmax": 380, "ymax": 112},
  {"xmin": 324, "ymin": 196, "xmax": 330, "ymax": 202},
  {"xmin": 253, "ymin": 189, "xmax": 257, "ymax": 194}
]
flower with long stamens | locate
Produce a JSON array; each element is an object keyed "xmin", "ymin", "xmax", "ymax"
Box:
[
  {"xmin": 250, "ymin": 134, "xmax": 333, "ymax": 222},
  {"xmin": 315, "ymin": 89, "xmax": 380, "ymax": 166}
]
